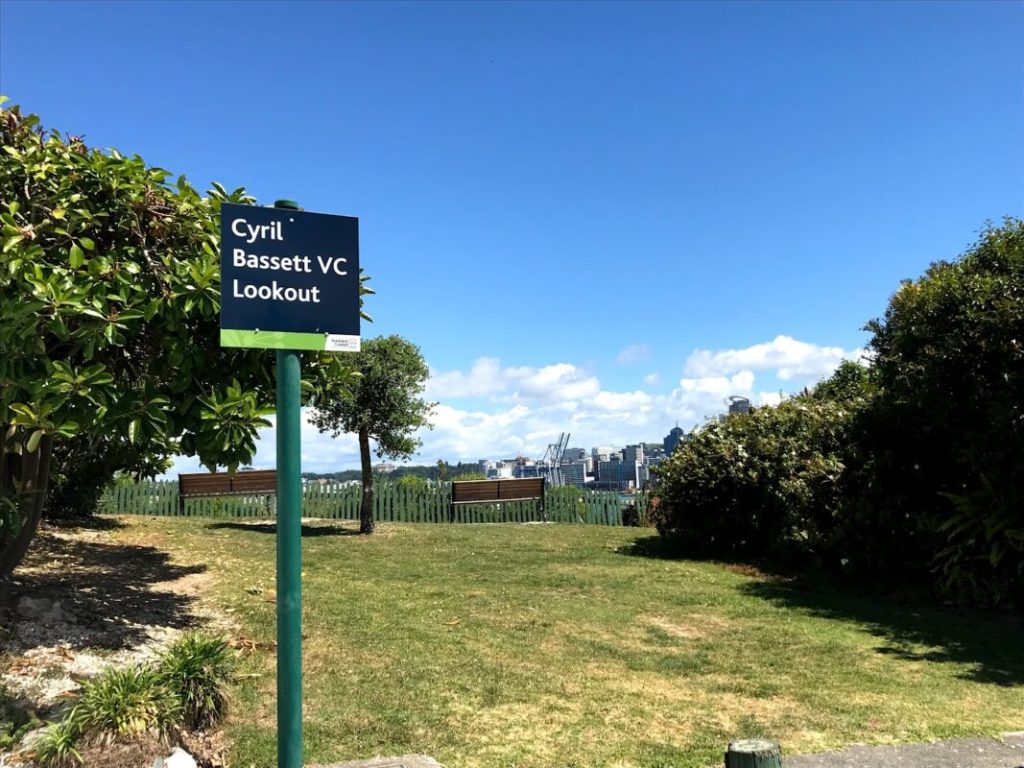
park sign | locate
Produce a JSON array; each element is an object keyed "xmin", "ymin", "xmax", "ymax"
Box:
[{"xmin": 219, "ymin": 202, "xmax": 360, "ymax": 352}]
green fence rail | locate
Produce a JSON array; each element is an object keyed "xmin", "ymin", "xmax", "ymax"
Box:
[{"xmin": 100, "ymin": 480, "xmax": 652, "ymax": 526}]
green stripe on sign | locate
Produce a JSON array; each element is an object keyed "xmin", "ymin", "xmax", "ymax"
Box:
[{"xmin": 220, "ymin": 329, "xmax": 326, "ymax": 350}]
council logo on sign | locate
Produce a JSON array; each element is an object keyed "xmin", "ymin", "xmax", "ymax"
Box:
[{"xmin": 219, "ymin": 203, "xmax": 360, "ymax": 352}]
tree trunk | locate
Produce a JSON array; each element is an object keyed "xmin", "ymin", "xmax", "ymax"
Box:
[
  {"xmin": 0, "ymin": 428, "xmax": 54, "ymax": 579},
  {"xmin": 358, "ymin": 429, "xmax": 374, "ymax": 534}
]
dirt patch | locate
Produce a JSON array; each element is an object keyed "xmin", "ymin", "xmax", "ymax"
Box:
[
  {"xmin": 74, "ymin": 734, "xmax": 169, "ymax": 768},
  {"xmin": 0, "ymin": 522, "xmax": 230, "ymax": 716},
  {"xmin": 10, "ymin": 729, "xmax": 231, "ymax": 768}
]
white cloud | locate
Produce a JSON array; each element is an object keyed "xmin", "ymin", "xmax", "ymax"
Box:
[
  {"xmin": 644, "ymin": 372, "xmax": 659, "ymax": 386},
  {"xmin": 425, "ymin": 357, "xmax": 505, "ymax": 399},
  {"xmin": 591, "ymin": 390, "xmax": 653, "ymax": 413},
  {"xmin": 510, "ymin": 363, "xmax": 601, "ymax": 402},
  {"xmin": 679, "ymin": 370, "xmax": 755, "ymax": 396},
  {"xmin": 166, "ymin": 336, "xmax": 860, "ymax": 475},
  {"xmin": 684, "ymin": 335, "xmax": 863, "ymax": 382},
  {"xmin": 426, "ymin": 357, "xmax": 599, "ymax": 404},
  {"xmin": 616, "ymin": 343, "xmax": 650, "ymax": 364}
]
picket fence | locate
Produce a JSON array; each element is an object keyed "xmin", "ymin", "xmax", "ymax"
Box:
[{"xmin": 100, "ymin": 480, "xmax": 650, "ymax": 526}]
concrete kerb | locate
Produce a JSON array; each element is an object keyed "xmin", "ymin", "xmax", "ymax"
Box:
[{"xmin": 309, "ymin": 756, "xmax": 445, "ymax": 768}]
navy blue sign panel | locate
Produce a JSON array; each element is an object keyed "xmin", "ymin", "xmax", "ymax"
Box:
[{"xmin": 220, "ymin": 203, "xmax": 360, "ymax": 351}]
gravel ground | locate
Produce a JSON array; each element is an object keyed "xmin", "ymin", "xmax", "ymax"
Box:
[{"xmin": 1, "ymin": 522, "xmax": 231, "ymax": 766}]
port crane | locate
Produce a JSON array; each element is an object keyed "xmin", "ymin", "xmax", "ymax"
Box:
[{"xmin": 540, "ymin": 432, "xmax": 570, "ymax": 486}]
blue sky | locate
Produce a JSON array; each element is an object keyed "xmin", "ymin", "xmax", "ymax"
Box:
[{"xmin": 2, "ymin": 1, "xmax": 1022, "ymax": 472}]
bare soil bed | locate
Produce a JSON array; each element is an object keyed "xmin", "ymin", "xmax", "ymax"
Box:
[{"xmin": 0, "ymin": 519, "xmax": 232, "ymax": 767}]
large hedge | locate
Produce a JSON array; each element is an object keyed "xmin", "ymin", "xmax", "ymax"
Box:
[
  {"xmin": 652, "ymin": 364, "xmax": 871, "ymax": 568},
  {"xmin": 866, "ymin": 219, "xmax": 1024, "ymax": 607},
  {"xmin": 654, "ymin": 219, "xmax": 1024, "ymax": 609}
]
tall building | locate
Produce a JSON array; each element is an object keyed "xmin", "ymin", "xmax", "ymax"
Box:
[
  {"xmin": 487, "ymin": 462, "xmax": 514, "ymax": 479},
  {"xmin": 642, "ymin": 442, "xmax": 666, "ymax": 460},
  {"xmin": 728, "ymin": 396, "xmax": 752, "ymax": 416},
  {"xmin": 624, "ymin": 444, "xmax": 645, "ymax": 464},
  {"xmin": 597, "ymin": 456, "xmax": 640, "ymax": 491},
  {"xmin": 561, "ymin": 462, "xmax": 589, "ymax": 486},
  {"xmin": 514, "ymin": 463, "xmax": 541, "ymax": 478},
  {"xmin": 663, "ymin": 425, "xmax": 686, "ymax": 456}
]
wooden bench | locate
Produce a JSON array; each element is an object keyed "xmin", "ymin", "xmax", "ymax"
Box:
[
  {"xmin": 177, "ymin": 469, "xmax": 277, "ymax": 515},
  {"xmin": 449, "ymin": 477, "xmax": 546, "ymax": 522}
]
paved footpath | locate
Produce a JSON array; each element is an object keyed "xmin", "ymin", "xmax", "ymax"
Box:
[
  {"xmin": 311, "ymin": 737, "xmax": 1024, "ymax": 768},
  {"xmin": 785, "ymin": 733, "xmax": 1024, "ymax": 768}
]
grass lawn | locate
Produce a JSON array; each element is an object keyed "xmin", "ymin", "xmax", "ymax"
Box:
[{"xmin": 107, "ymin": 517, "xmax": 1023, "ymax": 768}]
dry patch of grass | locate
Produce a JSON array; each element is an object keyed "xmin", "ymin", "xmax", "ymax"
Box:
[{"xmin": 639, "ymin": 613, "xmax": 736, "ymax": 641}]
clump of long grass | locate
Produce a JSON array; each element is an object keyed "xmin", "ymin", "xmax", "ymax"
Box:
[
  {"xmin": 77, "ymin": 665, "xmax": 180, "ymax": 740},
  {"xmin": 32, "ymin": 716, "xmax": 83, "ymax": 767},
  {"xmin": 32, "ymin": 633, "xmax": 237, "ymax": 766},
  {"xmin": 157, "ymin": 632, "xmax": 236, "ymax": 729}
]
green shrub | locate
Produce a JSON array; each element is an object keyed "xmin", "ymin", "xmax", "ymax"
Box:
[
  {"xmin": 157, "ymin": 633, "xmax": 236, "ymax": 729},
  {"xmin": 33, "ymin": 716, "xmax": 83, "ymax": 767},
  {"xmin": 652, "ymin": 382, "xmax": 866, "ymax": 568},
  {"xmin": 621, "ymin": 503, "xmax": 640, "ymax": 527},
  {"xmin": 76, "ymin": 665, "xmax": 179, "ymax": 740}
]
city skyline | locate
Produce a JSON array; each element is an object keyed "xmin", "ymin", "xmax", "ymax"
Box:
[{"xmin": 184, "ymin": 386, "xmax": 767, "ymax": 478}]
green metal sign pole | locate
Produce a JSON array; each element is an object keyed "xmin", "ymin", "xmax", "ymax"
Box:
[{"xmin": 273, "ymin": 199, "xmax": 303, "ymax": 768}]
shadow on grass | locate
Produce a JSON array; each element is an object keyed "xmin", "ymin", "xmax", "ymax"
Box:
[
  {"xmin": 207, "ymin": 522, "xmax": 361, "ymax": 537},
  {"xmin": 743, "ymin": 578, "xmax": 1024, "ymax": 687},
  {"xmin": 622, "ymin": 534, "xmax": 1024, "ymax": 687},
  {"xmin": 618, "ymin": 533, "xmax": 691, "ymax": 561},
  {"xmin": 50, "ymin": 515, "xmax": 127, "ymax": 532},
  {"xmin": 0, "ymin": 531, "xmax": 204, "ymax": 653}
]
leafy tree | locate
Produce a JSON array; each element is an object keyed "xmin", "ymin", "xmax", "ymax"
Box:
[
  {"xmin": 0, "ymin": 101, "xmax": 363, "ymax": 576},
  {"xmin": 310, "ymin": 336, "xmax": 434, "ymax": 533},
  {"xmin": 451, "ymin": 472, "xmax": 486, "ymax": 481},
  {"xmin": 396, "ymin": 474, "xmax": 429, "ymax": 489},
  {"xmin": 865, "ymin": 218, "xmax": 1024, "ymax": 607},
  {"xmin": 654, "ymin": 219, "xmax": 1024, "ymax": 608}
]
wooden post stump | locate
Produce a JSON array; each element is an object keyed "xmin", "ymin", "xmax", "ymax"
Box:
[{"xmin": 724, "ymin": 739, "xmax": 782, "ymax": 768}]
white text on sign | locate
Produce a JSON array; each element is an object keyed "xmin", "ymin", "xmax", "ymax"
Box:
[{"xmin": 229, "ymin": 217, "xmax": 349, "ymax": 305}]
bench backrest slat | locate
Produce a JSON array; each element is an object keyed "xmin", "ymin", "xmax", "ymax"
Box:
[
  {"xmin": 451, "ymin": 480, "xmax": 501, "ymax": 503},
  {"xmin": 179, "ymin": 470, "xmax": 277, "ymax": 498},
  {"xmin": 450, "ymin": 477, "xmax": 545, "ymax": 504},
  {"xmin": 498, "ymin": 478, "xmax": 545, "ymax": 500}
]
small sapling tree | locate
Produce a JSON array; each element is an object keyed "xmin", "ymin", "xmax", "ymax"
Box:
[{"xmin": 310, "ymin": 335, "xmax": 434, "ymax": 533}]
